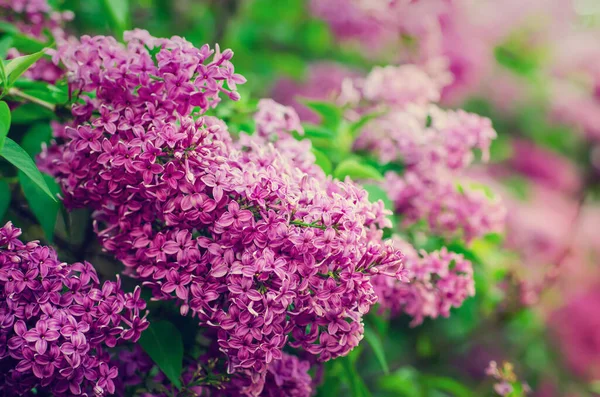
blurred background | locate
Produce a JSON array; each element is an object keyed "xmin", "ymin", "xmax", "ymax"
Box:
[{"xmin": 6, "ymin": 0, "xmax": 600, "ymax": 395}]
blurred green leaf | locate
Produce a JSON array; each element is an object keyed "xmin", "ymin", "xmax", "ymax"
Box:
[
  {"xmin": 334, "ymin": 159, "xmax": 384, "ymax": 181},
  {"xmin": 0, "ymin": 138, "xmax": 56, "ymax": 201},
  {"xmin": 19, "ymin": 171, "xmax": 60, "ymax": 242},
  {"xmin": 102, "ymin": 0, "xmax": 130, "ymax": 38},
  {"xmin": 312, "ymin": 148, "xmax": 333, "ymax": 174},
  {"xmin": 422, "ymin": 376, "xmax": 475, "ymax": 397},
  {"xmin": 139, "ymin": 320, "xmax": 184, "ymax": 389},
  {"xmin": 349, "ymin": 111, "xmax": 382, "ymax": 138},
  {"xmin": 0, "ymin": 180, "xmax": 10, "ymax": 221},
  {"xmin": 4, "ymin": 48, "xmax": 47, "ymax": 87},
  {"xmin": 302, "ymin": 100, "xmax": 343, "ymax": 129},
  {"xmin": 0, "ymin": 101, "xmax": 10, "ymax": 150},
  {"xmin": 378, "ymin": 368, "xmax": 422, "ymax": 397},
  {"xmin": 339, "ymin": 356, "xmax": 372, "ymax": 397},
  {"xmin": 363, "ymin": 184, "xmax": 393, "ymax": 210},
  {"xmin": 0, "ymin": 36, "xmax": 14, "ymax": 59},
  {"xmin": 364, "ymin": 322, "xmax": 389, "ymax": 374},
  {"xmin": 302, "ymin": 123, "xmax": 336, "ymax": 139}
]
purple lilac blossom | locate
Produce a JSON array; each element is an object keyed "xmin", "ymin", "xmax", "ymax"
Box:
[
  {"xmin": 373, "ymin": 236, "xmax": 474, "ymax": 326},
  {"xmin": 38, "ymin": 30, "xmax": 405, "ymax": 393},
  {"xmin": 348, "ymin": 64, "xmax": 505, "ymax": 242},
  {"xmin": 0, "ymin": 222, "xmax": 148, "ymax": 396}
]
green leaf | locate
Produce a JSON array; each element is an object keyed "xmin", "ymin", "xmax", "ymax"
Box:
[
  {"xmin": 339, "ymin": 356, "xmax": 372, "ymax": 397},
  {"xmin": 4, "ymin": 48, "xmax": 47, "ymax": 87},
  {"xmin": 349, "ymin": 111, "xmax": 382, "ymax": 137},
  {"xmin": 21, "ymin": 123, "xmax": 53, "ymax": 157},
  {"xmin": 0, "ymin": 36, "xmax": 14, "ymax": 59},
  {"xmin": 19, "ymin": 171, "xmax": 60, "ymax": 242},
  {"xmin": 363, "ymin": 184, "xmax": 393, "ymax": 210},
  {"xmin": 334, "ymin": 159, "xmax": 384, "ymax": 181},
  {"xmin": 302, "ymin": 100, "xmax": 343, "ymax": 129},
  {"xmin": 422, "ymin": 376, "xmax": 474, "ymax": 397},
  {"xmin": 102, "ymin": 0, "xmax": 130, "ymax": 38},
  {"xmin": 312, "ymin": 148, "xmax": 333, "ymax": 175},
  {"xmin": 138, "ymin": 320, "xmax": 184, "ymax": 389},
  {"xmin": 0, "ymin": 138, "xmax": 56, "ymax": 201},
  {"xmin": 0, "ymin": 22, "xmax": 19, "ymax": 35},
  {"xmin": 10, "ymin": 103, "xmax": 54, "ymax": 124},
  {"xmin": 0, "ymin": 101, "xmax": 10, "ymax": 150},
  {"xmin": 364, "ymin": 322, "xmax": 389, "ymax": 374},
  {"xmin": 0, "ymin": 180, "xmax": 10, "ymax": 221},
  {"xmin": 302, "ymin": 123, "xmax": 336, "ymax": 138},
  {"xmin": 378, "ymin": 368, "xmax": 422, "ymax": 397}
]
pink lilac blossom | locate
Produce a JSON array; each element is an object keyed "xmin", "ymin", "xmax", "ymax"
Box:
[
  {"xmin": 349, "ymin": 64, "xmax": 505, "ymax": 241},
  {"xmin": 39, "ymin": 31, "xmax": 405, "ymax": 394},
  {"xmin": 0, "ymin": 222, "xmax": 148, "ymax": 396},
  {"xmin": 308, "ymin": 0, "xmax": 449, "ymax": 51},
  {"xmin": 550, "ymin": 285, "xmax": 600, "ymax": 381},
  {"xmin": 373, "ymin": 236, "xmax": 474, "ymax": 326},
  {"xmin": 0, "ymin": 0, "xmax": 72, "ymax": 83}
]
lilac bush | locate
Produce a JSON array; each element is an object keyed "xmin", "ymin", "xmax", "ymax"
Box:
[
  {"xmin": 36, "ymin": 30, "xmax": 404, "ymax": 393},
  {"xmin": 0, "ymin": 222, "xmax": 148, "ymax": 396}
]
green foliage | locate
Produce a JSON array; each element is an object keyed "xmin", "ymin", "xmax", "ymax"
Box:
[
  {"xmin": 138, "ymin": 320, "xmax": 184, "ymax": 389},
  {"xmin": 334, "ymin": 158, "xmax": 384, "ymax": 181},
  {"xmin": 0, "ymin": 101, "xmax": 10, "ymax": 150},
  {"xmin": 364, "ymin": 322, "xmax": 390, "ymax": 375},
  {"xmin": 0, "ymin": 138, "xmax": 56, "ymax": 201},
  {"xmin": 312, "ymin": 147, "xmax": 333, "ymax": 174},
  {"xmin": 101, "ymin": 0, "xmax": 130, "ymax": 38},
  {"xmin": 3, "ymin": 48, "xmax": 48, "ymax": 88},
  {"xmin": 19, "ymin": 171, "xmax": 60, "ymax": 242},
  {"xmin": 0, "ymin": 180, "xmax": 10, "ymax": 221}
]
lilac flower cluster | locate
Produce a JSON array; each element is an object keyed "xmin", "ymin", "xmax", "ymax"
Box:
[
  {"xmin": 39, "ymin": 30, "xmax": 405, "ymax": 390},
  {"xmin": 308, "ymin": 0, "xmax": 448, "ymax": 51},
  {"xmin": 0, "ymin": 222, "xmax": 148, "ymax": 396},
  {"xmin": 0, "ymin": 0, "xmax": 72, "ymax": 83},
  {"xmin": 348, "ymin": 64, "xmax": 505, "ymax": 242},
  {"xmin": 373, "ymin": 236, "xmax": 474, "ymax": 326}
]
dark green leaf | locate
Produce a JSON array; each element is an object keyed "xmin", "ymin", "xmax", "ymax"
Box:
[
  {"xmin": 21, "ymin": 123, "xmax": 53, "ymax": 157},
  {"xmin": 339, "ymin": 356, "xmax": 372, "ymax": 397},
  {"xmin": 0, "ymin": 101, "xmax": 10, "ymax": 150},
  {"xmin": 364, "ymin": 322, "xmax": 389, "ymax": 374},
  {"xmin": 0, "ymin": 180, "xmax": 10, "ymax": 221},
  {"xmin": 10, "ymin": 103, "xmax": 54, "ymax": 124},
  {"xmin": 19, "ymin": 171, "xmax": 60, "ymax": 242},
  {"xmin": 4, "ymin": 48, "xmax": 47, "ymax": 87},
  {"xmin": 334, "ymin": 159, "xmax": 384, "ymax": 181},
  {"xmin": 312, "ymin": 148, "xmax": 333, "ymax": 175},
  {"xmin": 0, "ymin": 138, "xmax": 56, "ymax": 200},
  {"xmin": 138, "ymin": 320, "xmax": 184, "ymax": 389},
  {"xmin": 378, "ymin": 368, "xmax": 422, "ymax": 397},
  {"xmin": 102, "ymin": 0, "xmax": 130, "ymax": 38}
]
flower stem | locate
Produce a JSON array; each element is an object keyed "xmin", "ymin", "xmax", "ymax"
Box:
[{"xmin": 8, "ymin": 87, "xmax": 56, "ymax": 112}]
